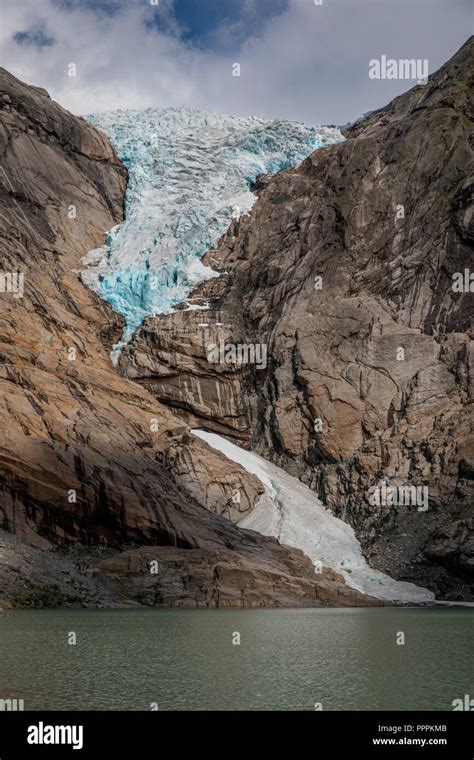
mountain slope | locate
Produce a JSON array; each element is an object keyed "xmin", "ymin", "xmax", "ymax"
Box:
[
  {"xmin": 0, "ymin": 66, "xmax": 379, "ymax": 608},
  {"xmin": 121, "ymin": 38, "xmax": 474, "ymax": 600}
]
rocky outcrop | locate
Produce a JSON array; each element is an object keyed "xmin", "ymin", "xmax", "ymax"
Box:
[
  {"xmin": 0, "ymin": 67, "xmax": 381, "ymax": 607},
  {"xmin": 0, "ymin": 526, "xmax": 384, "ymax": 609},
  {"xmin": 95, "ymin": 543, "xmax": 384, "ymax": 608},
  {"xmin": 123, "ymin": 306, "xmax": 252, "ymax": 444},
  {"xmin": 121, "ymin": 39, "xmax": 474, "ymax": 599}
]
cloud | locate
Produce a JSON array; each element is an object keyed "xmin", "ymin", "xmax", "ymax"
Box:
[{"xmin": 0, "ymin": 0, "xmax": 471, "ymax": 124}]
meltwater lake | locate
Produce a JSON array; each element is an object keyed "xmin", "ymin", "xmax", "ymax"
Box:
[{"xmin": 0, "ymin": 608, "xmax": 472, "ymax": 711}]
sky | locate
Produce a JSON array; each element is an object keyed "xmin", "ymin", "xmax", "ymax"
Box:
[{"xmin": 0, "ymin": 0, "xmax": 472, "ymax": 125}]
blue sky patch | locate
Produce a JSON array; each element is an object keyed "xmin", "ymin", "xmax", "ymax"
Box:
[
  {"xmin": 14, "ymin": 26, "xmax": 55, "ymax": 48},
  {"xmin": 150, "ymin": 0, "xmax": 289, "ymax": 50}
]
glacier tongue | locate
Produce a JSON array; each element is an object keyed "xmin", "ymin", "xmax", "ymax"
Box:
[
  {"xmin": 193, "ymin": 430, "xmax": 435, "ymax": 605},
  {"xmin": 82, "ymin": 107, "xmax": 343, "ymax": 343}
]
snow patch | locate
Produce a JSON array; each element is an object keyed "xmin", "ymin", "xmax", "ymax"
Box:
[{"xmin": 192, "ymin": 430, "xmax": 435, "ymax": 605}]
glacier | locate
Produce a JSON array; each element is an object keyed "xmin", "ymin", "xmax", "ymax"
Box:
[
  {"xmin": 193, "ymin": 430, "xmax": 435, "ymax": 605},
  {"xmin": 81, "ymin": 107, "xmax": 343, "ymax": 345},
  {"xmin": 78, "ymin": 107, "xmax": 436, "ymax": 604}
]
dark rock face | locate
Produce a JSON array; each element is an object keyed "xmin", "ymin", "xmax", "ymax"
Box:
[
  {"xmin": 121, "ymin": 39, "xmax": 474, "ymax": 599},
  {"xmin": 0, "ymin": 67, "xmax": 379, "ymax": 608}
]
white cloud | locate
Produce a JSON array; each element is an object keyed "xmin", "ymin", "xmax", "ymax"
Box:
[{"xmin": 0, "ymin": 0, "xmax": 471, "ymax": 124}]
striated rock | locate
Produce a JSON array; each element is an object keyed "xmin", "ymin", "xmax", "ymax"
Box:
[
  {"xmin": 121, "ymin": 38, "xmax": 474, "ymax": 598},
  {"xmin": 120, "ymin": 308, "xmax": 253, "ymax": 443},
  {"xmin": 158, "ymin": 430, "xmax": 264, "ymax": 522},
  {"xmin": 94, "ymin": 544, "xmax": 384, "ymax": 608},
  {"xmin": 0, "ymin": 67, "xmax": 379, "ymax": 608}
]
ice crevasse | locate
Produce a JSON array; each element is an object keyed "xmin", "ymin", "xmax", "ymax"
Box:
[{"xmin": 82, "ymin": 106, "xmax": 343, "ymax": 346}]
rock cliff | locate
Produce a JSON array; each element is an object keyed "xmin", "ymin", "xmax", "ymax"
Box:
[
  {"xmin": 0, "ymin": 67, "xmax": 380, "ymax": 608},
  {"xmin": 121, "ymin": 38, "xmax": 474, "ymax": 599}
]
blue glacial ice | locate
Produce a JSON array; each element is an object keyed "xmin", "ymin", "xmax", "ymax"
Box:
[{"xmin": 81, "ymin": 107, "xmax": 343, "ymax": 345}]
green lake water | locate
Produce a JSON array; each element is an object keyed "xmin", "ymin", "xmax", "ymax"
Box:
[{"xmin": 0, "ymin": 607, "xmax": 472, "ymax": 711}]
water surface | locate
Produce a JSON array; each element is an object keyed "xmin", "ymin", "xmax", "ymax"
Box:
[{"xmin": 0, "ymin": 608, "xmax": 472, "ymax": 710}]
